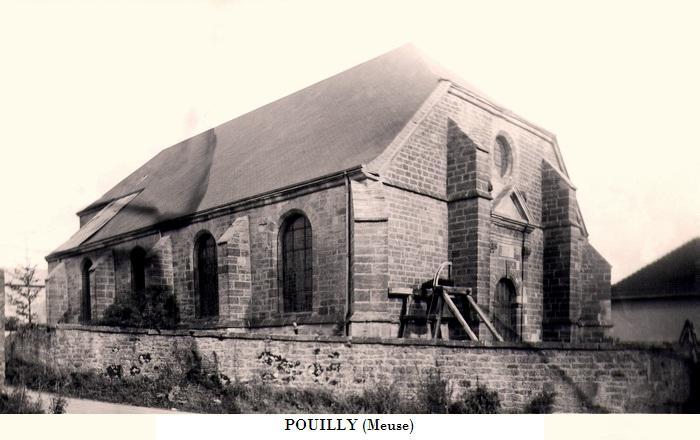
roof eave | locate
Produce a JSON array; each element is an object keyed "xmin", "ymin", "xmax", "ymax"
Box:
[{"xmin": 46, "ymin": 165, "xmax": 366, "ymax": 262}]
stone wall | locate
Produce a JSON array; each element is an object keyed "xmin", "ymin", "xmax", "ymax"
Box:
[
  {"xmin": 0, "ymin": 270, "xmax": 4, "ymax": 390},
  {"xmin": 359, "ymin": 84, "xmax": 610, "ymax": 342},
  {"xmin": 541, "ymin": 161, "xmax": 612, "ymax": 342},
  {"xmin": 613, "ymin": 297, "xmax": 700, "ymax": 343},
  {"xmin": 47, "ymin": 184, "xmax": 349, "ymax": 330},
  {"xmin": 8, "ymin": 325, "xmax": 691, "ymax": 413}
]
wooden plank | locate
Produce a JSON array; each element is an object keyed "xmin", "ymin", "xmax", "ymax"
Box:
[
  {"xmin": 442, "ymin": 286, "xmax": 471, "ymax": 296},
  {"xmin": 388, "ymin": 287, "xmax": 413, "ymax": 297},
  {"xmin": 465, "ymin": 294, "xmax": 504, "ymax": 342},
  {"xmin": 441, "ymin": 291, "xmax": 478, "ymax": 341},
  {"xmin": 432, "ymin": 292, "xmax": 444, "ymax": 340}
]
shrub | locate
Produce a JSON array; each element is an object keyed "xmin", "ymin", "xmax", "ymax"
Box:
[
  {"xmin": 526, "ymin": 390, "xmax": 556, "ymax": 414},
  {"xmin": 5, "ymin": 316, "xmax": 20, "ymax": 331},
  {"xmin": 350, "ymin": 384, "xmax": 419, "ymax": 413},
  {"xmin": 49, "ymin": 396, "xmax": 68, "ymax": 414},
  {"xmin": 98, "ymin": 285, "xmax": 179, "ymax": 329},
  {"xmin": 450, "ymin": 384, "xmax": 501, "ymax": 414},
  {"xmin": 5, "ymin": 356, "xmax": 62, "ymax": 391},
  {"xmin": 141, "ymin": 286, "xmax": 180, "ymax": 330},
  {"xmin": 100, "ymin": 300, "xmax": 143, "ymax": 328},
  {"xmin": 0, "ymin": 388, "xmax": 44, "ymax": 414},
  {"xmin": 418, "ymin": 369, "xmax": 452, "ymax": 413}
]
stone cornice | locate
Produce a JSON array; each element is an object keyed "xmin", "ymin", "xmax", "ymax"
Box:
[{"xmin": 448, "ymin": 84, "xmax": 556, "ymax": 143}]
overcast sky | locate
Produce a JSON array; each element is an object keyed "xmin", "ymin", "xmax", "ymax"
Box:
[{"xmin": 1, "ymin": 0, "xmax": 698, "ymax": 283}]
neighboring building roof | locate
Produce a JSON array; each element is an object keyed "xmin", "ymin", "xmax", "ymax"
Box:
[{"xmin": 612, "ymin": 237, "xmax": 700, "ymax": 300}]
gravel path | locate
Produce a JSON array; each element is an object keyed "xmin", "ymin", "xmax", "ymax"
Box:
[{"xmin": 6, "ymin": 386, "xmax": 186, "ymax": 414}]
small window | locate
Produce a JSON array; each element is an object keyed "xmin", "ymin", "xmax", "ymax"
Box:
[
  {"xmin": 493, "ymin": 136, "xmax": 512, "ymax": 179},
  {"xmin": 80, "ymin": 259, "xmax": 93, "ymax": 323},
  {"xmin": 281, "ymin": 214, "xmax": 313, "ymax": 313},
  {"xmin": 130, "ymin": 247, "xmax": 147, "ymax": 297},
  {"xmin": 195, "ymin": 233, "xmax": 219, "ymax": 318}
]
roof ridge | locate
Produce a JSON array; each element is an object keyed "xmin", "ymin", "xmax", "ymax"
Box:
[{"xmin": 613, "ymin": 236, "xmax": 700, "ymax": 288}]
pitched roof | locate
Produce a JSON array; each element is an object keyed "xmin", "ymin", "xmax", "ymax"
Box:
[
  {"xmin": 53, "ymin": 192, "xmax": 139, "ymax": 254},
  {"xmin": 612, "ymin": 237, "xmax": 700, "ymax": 300},
  {"xmin": 49, "ymin": 44, "xmax": 445, "ymax": 256}
]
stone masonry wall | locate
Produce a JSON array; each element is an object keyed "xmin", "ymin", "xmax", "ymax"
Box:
[
  {"xmin": 372, "ymin": 86, "xmax": 593, "ymax": 343},
  {"xmin": 446, "ymin": 120, "xmax": 493, "ymax": 339},
  {"xmin": 90, "ymin": 251, "xmax": 117, "ymax": 320},
  {"xmin": 541, "ymin": 161, "xmax": 610, "ymax": 342},
  {"xmin": 145, "ymin": 236, "xmax": 175, "ymax": 296},
  {"xmin": 8, "ymin": 326, "xmax": 692, "ymax": 413},
  {"xmin": 541, "ymin": 160, "xmax": 580, "ymax": 341},
  {"xmin": 171, "ymin": 184, "xmax": 348, "ymax": 327},
  {"xmin": 217, "ymin": 216, "xmax": 253, "ymax": 323},
  {"xmin": 0, "ymin": 270, "xmax": 4, "ymax": 390},
  {"xmin": 578, "ymin": 242, "xmax": 613, "ymax": 341},
  {"xmin": 47, "ymin": 235, "xmax": 161, "ymax": 324},
  {"xmin": 46, "ymin": 184, "xmax": 348, "ymax": 330}
]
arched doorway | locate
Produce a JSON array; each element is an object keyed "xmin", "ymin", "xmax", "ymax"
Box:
[{"xmin": 494, "ymin": 278, "xmax": 518, "ymax": 341}]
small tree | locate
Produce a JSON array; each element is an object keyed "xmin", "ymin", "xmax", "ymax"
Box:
[{"xmin": 6, "ymin": 264, "xmax": 43, "ymax": 325}]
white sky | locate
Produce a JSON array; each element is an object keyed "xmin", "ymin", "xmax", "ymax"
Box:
[{"xmin": 1, "ymin": 0, "xmax": 698, "ymax": 283}]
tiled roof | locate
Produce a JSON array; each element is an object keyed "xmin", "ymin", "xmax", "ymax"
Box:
[
  {"xmin": 53, "ymin": 192, "xmax": 140, "ymax": 253},
  {"xmin": 49, "ymin": 44, "xmax": 444, "ymax": 256}
]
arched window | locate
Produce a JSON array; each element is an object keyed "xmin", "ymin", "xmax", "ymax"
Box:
[
  {"xmin": 195, "ymin": 232, "xmax": 219, "ymax": 318},
  {"xmin": 281, "ymin": 214, "xmax": 312, "ymax": 313},
  {"xmin": 493, "ymin": 136, "xmax": 513, "ymax": 179},
  {"xmin": 80, "ymin": 259, "xmax": 93, "ymax": 323},
  {"xmin": 130, "ymin": 247, "xmax": 147, "ymax": 298},
  {"xmin": 494, "ymin": 278, "xmax": 517, "ymax": 341}
]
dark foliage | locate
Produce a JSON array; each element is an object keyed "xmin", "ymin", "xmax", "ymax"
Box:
[
  {"xmin": 98, "ymin": 285, "xmax": 179, "ymax": 329},
  {"xmin": 417, "ymin": 369, "xmax": 452, "ymax": 413},
  {"xmin": 526, "ymin": 390, "xmax": 556, "ymax": 414},
  {"xmin": 450, "ymin": 384, "xmax": 502, "ymax": 414},
  {"xmin": 5, "ymin": 316, "xmax": 20, "ymax": 331},
  {"xmin": 49, "ymin": 396, "xmax": 68, "ymax": 414},
  {"xmin": 0, "ymin": 389, "xmax": 44, "ymax": 414}
]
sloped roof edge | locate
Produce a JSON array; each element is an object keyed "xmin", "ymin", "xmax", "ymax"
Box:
[
  {"xmin": 612, "ymin": 237, "xmax": 700, "ymax": 299},
  {"xmin": 48, "ymin": 165, "xmax": 366, "ymax": 259},
  {"xmin": 52, "ymin": 192, "xmax": 141, "ymax": 254}
]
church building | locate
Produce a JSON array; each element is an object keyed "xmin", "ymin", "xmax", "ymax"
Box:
[{"xmin": 45, "ymin": 45, "xmax": 612, "ymax": 342}]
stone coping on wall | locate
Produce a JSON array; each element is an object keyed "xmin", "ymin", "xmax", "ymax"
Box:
[
  {"xmin": 251, "ymin": 313, "xmax": 344, "ymax": 327},
  {"xmin": 52, "ymin": 323, "xmax": 687, "ymax": 355}
]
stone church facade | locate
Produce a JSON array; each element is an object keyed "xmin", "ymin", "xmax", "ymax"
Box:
[{"xmin": 45, "ymin": 45, "xmax": 612, "ymax": 343}]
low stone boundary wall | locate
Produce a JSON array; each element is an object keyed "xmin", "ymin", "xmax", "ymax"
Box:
[
  {"xmin": 6, "ymin": 324, "xmax": 692, "ymax": 413},
  {"xmin": 0, "ymin": 270, "xmax": 4, "ymax": 391}
]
